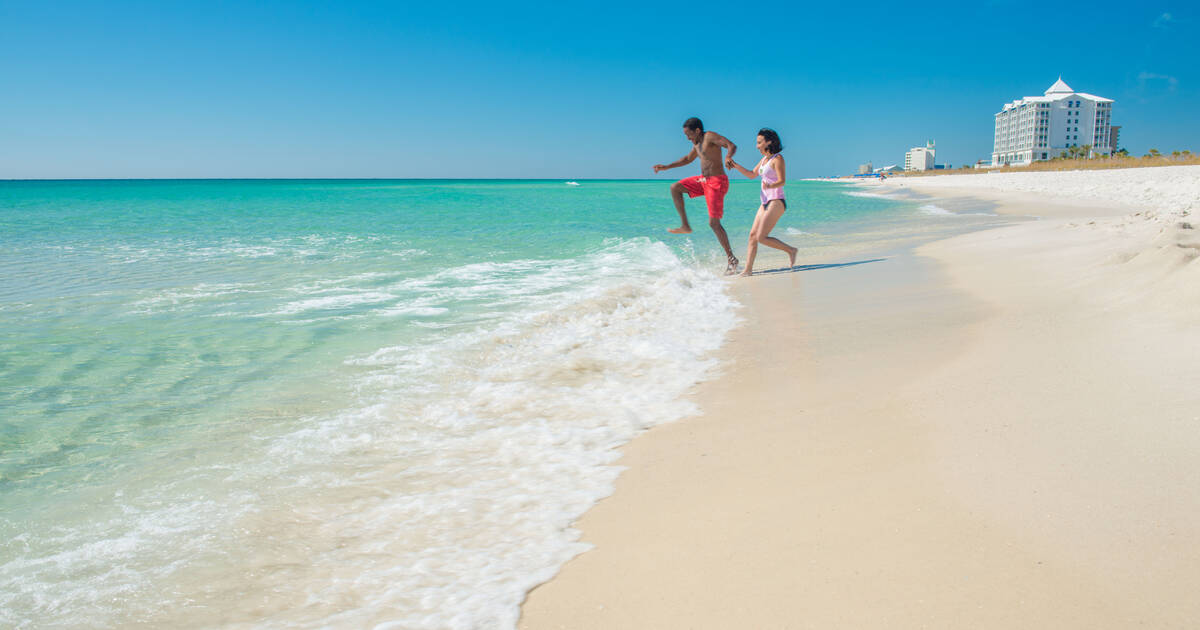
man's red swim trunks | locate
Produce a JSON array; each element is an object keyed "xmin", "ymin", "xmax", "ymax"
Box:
[{"xmin": 677, "ymin": 174, "xmax": 730, "ymax": 219}]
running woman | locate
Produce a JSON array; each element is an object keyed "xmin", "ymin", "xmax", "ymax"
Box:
[{"xmin": 726, "ymin": 128, "xmax": 797, "ymax": 276}]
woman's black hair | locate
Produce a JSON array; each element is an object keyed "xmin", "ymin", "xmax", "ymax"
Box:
[{"xmin": 758, "ymin": 128, "xmax": 782, "ymax": 154}]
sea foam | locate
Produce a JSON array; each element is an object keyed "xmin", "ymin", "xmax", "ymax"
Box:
[
  {"xmin": 0, "ymin": 237, "xmax": 739, "ymax": 629},
  {"xmin": 844, "ymin": 190, "xmax": 892, "ymax": 199}
]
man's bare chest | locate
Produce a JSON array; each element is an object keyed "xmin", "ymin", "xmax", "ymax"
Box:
[{"xmin": 694, "ymin": 142, "xmax": 720, "ymax": 162}]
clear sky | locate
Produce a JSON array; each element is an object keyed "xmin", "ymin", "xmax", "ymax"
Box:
[{"xmin": 1, "ymin": 1, "xmax": 1196, "ymax": 179}]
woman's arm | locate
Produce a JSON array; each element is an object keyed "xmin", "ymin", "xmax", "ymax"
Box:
[{"xmin": 762, "ymin": 155, "xmax": 786, "ymax": 189}]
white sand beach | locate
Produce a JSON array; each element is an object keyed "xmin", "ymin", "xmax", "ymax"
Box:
[{"xmin": 519, "ymin": 165, "xmax": 1200, "ymax": 628}]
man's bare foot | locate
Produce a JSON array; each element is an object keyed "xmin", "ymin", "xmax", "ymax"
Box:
[
  {"xmin": 667, "ymin": 226, "xmax": 693, "ymax": 234},
  {"xmin": 725, "ymin": 257, "xmax": 739, "ymax": 275},
  {"xmin": 787, "ymin": 246, "xmax": 798, "ymax": 267}
]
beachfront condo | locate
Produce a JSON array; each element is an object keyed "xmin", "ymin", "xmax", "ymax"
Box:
[
  {"xmin": 992, "ymin": 78, "xmax": 1114, "ymax": 166},
  {"xmin": 904, "ymin": 141, "xmax": 936, "ymax": 171}
]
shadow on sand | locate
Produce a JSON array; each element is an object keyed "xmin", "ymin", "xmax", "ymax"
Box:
[{"xmin": 748, "ymin": 258, "xmax": 887, "ymax": 276}]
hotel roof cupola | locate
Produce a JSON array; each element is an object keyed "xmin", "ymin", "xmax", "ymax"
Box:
[{"xmin": 1045, "ymin": 77, "xmax": 1074, "ymax": 95}]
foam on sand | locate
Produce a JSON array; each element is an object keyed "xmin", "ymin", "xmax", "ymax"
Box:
[
  {"xmin": 918, "ymin": 203, "xmax": 996, "ymax": 217},
  {"xmin": 918, "ymin": 203, "xmax": 954, "ymax": 216}
]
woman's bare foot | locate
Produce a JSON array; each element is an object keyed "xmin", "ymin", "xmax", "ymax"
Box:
[
  {"xmin": 738, "ymin": 270, "xmax": 753, "ymax": 277},
  {"xmin": 787, "ymin": 246, "xmax": 798, "ymax": 268},
  {"xmin": 667, "ymin": 226, "xmax": 693, "ymax": 234}
]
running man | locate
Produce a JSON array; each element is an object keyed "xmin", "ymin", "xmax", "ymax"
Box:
[{"xmin": 653, "ymin": 117, "xmax": 739, "ymax": 273}]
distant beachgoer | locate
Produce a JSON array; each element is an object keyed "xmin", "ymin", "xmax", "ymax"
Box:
[
  {"xmin": 653, "ymin": 117, "xmax": 740, "ymax": 274},
  {"xmin": 726, "ymin": 128, "xmax": 797, "ymax": 277}
]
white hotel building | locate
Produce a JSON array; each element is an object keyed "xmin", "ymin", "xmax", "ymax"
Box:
[
  {"xmin": 992, "ymin": 78, "xmax": 1114, "ymax": 166},
  {"xmin": 904, "ymin": 141, "xmax": 935, "ymax": 171}
]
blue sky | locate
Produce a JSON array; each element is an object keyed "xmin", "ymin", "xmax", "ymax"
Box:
[{"xmin": 1, "ymin": 1, "xmax": 1195, "ymax": 179}]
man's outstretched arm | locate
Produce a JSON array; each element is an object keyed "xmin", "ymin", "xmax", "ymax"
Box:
[{"xmin": 653, "ymin": 147, "xmax": 698, "ymax": 173}]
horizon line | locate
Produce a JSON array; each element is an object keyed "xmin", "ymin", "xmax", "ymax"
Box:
[{"xmin": 0, "ymin": 177, "xmax": 689, "ymax": 182}]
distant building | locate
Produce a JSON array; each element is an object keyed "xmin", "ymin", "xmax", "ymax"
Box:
[
  {"xmin": 858, "ymin": 162, "xmax": 873, "ymax": 175},
  {"xmin": 1109, "ymin": 125, "xmax": 1121, "ymax": 153},
  {"xmin": 904, "ymin": 141, "xmax": 935, "ymax": 172},
  {"xmin": 992, "ymin": 78, "xmax": 1114, "ymax": 166}
]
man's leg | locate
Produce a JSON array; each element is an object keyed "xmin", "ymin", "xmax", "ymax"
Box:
[
  {"xmin": 705, "ymin": 178, "xmax": 737, "ymax": 272},
  {"xmin": 709, "ymin": 217, "xmax": 738, "ymax": 273},
  {"xmin": 667, "ymin": 182, "xmax": 692, "ymax": 234}
]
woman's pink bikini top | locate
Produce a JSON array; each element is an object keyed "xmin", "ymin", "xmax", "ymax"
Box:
[{"xmin": 758, "ymin": 153, "xmax": 784, "ymax": 203}]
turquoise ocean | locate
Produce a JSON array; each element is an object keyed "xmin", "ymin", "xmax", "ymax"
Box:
[{"xmin": 0, "ymin": 179, "xmax": 1007, "ymax": 628}]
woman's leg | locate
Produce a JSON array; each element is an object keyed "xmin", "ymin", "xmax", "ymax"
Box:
[
  {"xmin": 739, "ymin": 206, "xmax": 767, "ymax": 276},
  {"xmin": 756, "ymin": 200, "xmax": 798, "ymax": 267}
]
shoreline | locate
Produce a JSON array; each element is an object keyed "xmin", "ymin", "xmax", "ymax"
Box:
[{"xmin": 519, "ymin": 167, "xmax": 1200, "ymax": 627}]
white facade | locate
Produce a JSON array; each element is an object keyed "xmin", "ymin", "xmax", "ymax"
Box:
[
  {"xmin": 992, "ymin": 78, "xmax": 1114, "ymax": 166},
  {"xmin": 904, "ymin": 141, "xmax": 935, "ymax": 171}
]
